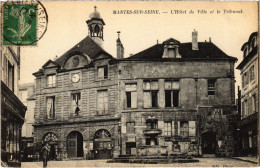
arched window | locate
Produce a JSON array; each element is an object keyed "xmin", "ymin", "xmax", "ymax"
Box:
[
  {"xmin": 94, "ymin": 25, "xmax": 100, "ymax": 37},
  {"xmin": 89, "ymin": 26, "xmax": 93, "ymax": 36},
  {"xmin": 43, "ymin": 132, "xmax": 58, "ymax": 142},
  {"xmin": 94, "ymin": 129, "xmax": 111, "ymax": 139}
]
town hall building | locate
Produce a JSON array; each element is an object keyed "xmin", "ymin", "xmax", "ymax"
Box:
[{"xmin": 33, "ymin": 7, "xmax": 238, "ymax": 160}]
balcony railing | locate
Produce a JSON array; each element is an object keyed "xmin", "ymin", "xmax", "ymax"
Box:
[{"xmin": 143, "ymin": 129, "xmax": 162, "ymax": 135}]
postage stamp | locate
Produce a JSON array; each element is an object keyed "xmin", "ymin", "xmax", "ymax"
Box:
[{"xmin": 2, "ymin": 1, "xmax": 48, "ymax": 46}]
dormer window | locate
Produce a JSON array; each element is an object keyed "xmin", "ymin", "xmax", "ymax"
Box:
[
  {"xmin": 97, "ymin": 65, "xmax": 108, "ymax": 79},
  {"xmin": 162, "ymin": 38, "xmax": 181, "ymax": 58}
]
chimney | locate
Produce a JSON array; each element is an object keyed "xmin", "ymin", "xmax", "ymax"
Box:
[
  {"xmin": 192, "ymin": 29, "xmax": 198, "ymax": 50},
  {"xmin": 209, "ymin": 37, "xmax": 211, "ymax": 43},
  {"xmin": 116, "ymin": 31, "xmax": 124, "ymax": 59}
]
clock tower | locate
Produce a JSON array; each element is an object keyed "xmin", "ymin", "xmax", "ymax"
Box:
[{"xmin": 86, "ymin": 6, "xmax": 105, "ymax": 47}]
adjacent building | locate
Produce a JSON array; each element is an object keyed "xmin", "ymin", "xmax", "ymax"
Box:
[
  {"xmin": 18, "ymin": 83, "xmax": 36, "ymax": 161},
  {"xmin": 33, "ymin": 7, "xmax": 238, "ymax": 160},
  {"xmin": 237, "ymin": 32, "xmax": 258, "ymax": 156},
  {"xmin": 1, "ymin": 46, "xmax": 26, "ymax": 166}
]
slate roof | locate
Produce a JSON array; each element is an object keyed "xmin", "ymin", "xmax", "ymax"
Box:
[
  {"xmin": 54, "ymin": 36, "xmax": 113, "ymax": 66},
  {"xmin": 126, "ymin": 42, "xmax": 237, "ymax": 61},
  {"xmin": 33, "ymin": 36, "xmax": 113, "ymax": 76}
]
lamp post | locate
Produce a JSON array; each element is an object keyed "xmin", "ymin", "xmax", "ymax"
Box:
[{"xmin": 118, "ymin": 121, "xmax": 122, "ymax": 156}]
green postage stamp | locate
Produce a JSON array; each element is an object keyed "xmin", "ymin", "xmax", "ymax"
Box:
[{"xmin": 2, "ymin": 1, "xmax": 48, "ymax": 46}]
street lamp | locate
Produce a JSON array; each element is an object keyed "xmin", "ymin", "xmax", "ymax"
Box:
[{"xmin": 118, "ymin": 121, "xmax": 122, "ymax": 156}]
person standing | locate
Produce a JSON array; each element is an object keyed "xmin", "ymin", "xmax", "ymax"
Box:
[{"xmin": 41, "ymin": 143, "xmax": 50, "ymax": 168}]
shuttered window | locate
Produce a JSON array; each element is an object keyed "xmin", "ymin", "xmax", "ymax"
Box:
[
  {"xmin": 126, "ymin": 84, "xmax": 137, "ymax": 108},
  {"xmin": 180, "ymin": 121, "xmax": 188, "ymax": 137},
  {"xmin": 97, "ymin": 90, "xmax": 108, "ymax": 115},
  {"xmin": 47, "ymin": 96, "xmax": 55, "ymax": 119},
  {"xmin": 47, "ymin": 75, "xmax": 56, "ymax": 87},
  {"xmin": 165, "ymin": 80, "xmax": 180, "ymax": 107},
  {"xmin": 71, "ymin": 93, "xmax": 81, "ymax": 116},
  {"xmin": 164, "ymin": 121, "xmax": 172, "ymax": 136},
  {"xmin": 143, "ymin": 92, "xmax": 152, "ymax": 108},
  {"xmin": 97, "ymin": 66, "xmax": 108, "ymax": 79},
  {"xmin": 143, "ymin": 80, "xmax": 158, "ymax": 108}
]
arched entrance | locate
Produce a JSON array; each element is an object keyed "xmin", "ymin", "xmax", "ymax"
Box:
[
  {"xmin": 67, "ymin": 131, "xmax": 83, "ymax": 158},
  {"xmin": 202, "ymin": 132, "xmax": 216, "ymax": 154},
  {"xmin": 94, "ymin": 129, "xmax": 112, "ymax": 159},
  {"xmin": 43, "ymin": 132, "xmax": 58, "ymax": 160}
]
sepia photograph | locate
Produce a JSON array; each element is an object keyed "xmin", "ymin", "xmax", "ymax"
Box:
[{"xmin": 1, "ymin": 1, "xmax": 259, "ymax": 167}]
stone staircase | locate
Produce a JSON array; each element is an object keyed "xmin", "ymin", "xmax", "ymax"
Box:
[
  {"xmin": 108, "ymin": 154, "xmax": 199, "ymax": 164},
  {"xmin": 202, "ymin": 154, "xmax": 216, "ymax": 158}
]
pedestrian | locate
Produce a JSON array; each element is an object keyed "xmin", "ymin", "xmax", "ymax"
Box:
[{"xmin": 41, "ymin": 143, "xmax": 50, "ymax": 168}]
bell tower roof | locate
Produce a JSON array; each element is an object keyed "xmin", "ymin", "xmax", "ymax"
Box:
[{"xmin": 89, "ymin": 6, "xmax": 101, "ymax": 19}]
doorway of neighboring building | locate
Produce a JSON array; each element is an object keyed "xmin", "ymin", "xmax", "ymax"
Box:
[
  {"xmin": 126, "ymin": 142, "xmax": 136, "ymax": 155},
  {"xmin": 67, "ymin": 131, "xmax": 83, "ymax": 158},
  {"xmin": 202, "ymin": 132, "xmax": 216, "ymax": 154},
  {"xmin": 93, "ymin": 129, "xmax": 112, "ymax": 159}
]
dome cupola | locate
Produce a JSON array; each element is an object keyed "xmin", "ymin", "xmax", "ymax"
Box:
[{"xmin": 89, "ymin": 6, "xmax": 101, "ymax": 19}]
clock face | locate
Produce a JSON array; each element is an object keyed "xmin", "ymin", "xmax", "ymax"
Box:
[{"xmin": 72, "ymin": 73, "xmax": 80, "ymax": 83}]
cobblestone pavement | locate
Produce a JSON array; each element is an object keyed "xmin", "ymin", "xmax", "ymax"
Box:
[{"xmin": 22, "ymin": 158, "xmax": 257, "ymax": 167}]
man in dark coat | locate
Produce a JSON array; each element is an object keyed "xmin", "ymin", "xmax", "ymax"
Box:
[{"xmin": 41, "ymin": 143, "xmax": 50, "ymax": 168}]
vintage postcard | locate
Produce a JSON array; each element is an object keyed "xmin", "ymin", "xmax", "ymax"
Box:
[{"xmin": 1, "ymin": 1, "xmax": 259, "ymax": 167}]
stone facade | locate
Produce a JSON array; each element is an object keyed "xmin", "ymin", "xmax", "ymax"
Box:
[
  {"xmin": 33, "ymin": 58, "xmax": 121, "ymax": 159},
  {"xmin": 33, "ymin": 7, "xmax": 238, "ymax": 160},
  {"xmin": 116, "ymin": 59, "xmax": 237, "ymax": 157}
]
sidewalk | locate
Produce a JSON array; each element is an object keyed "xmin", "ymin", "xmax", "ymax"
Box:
[
  {"xmin": 22, "ymin": 158, "xmax": 257, "ymax": 167},
  {"xmin": 231, "ymin": 157, "xmax": 258, "ymax": 164}
]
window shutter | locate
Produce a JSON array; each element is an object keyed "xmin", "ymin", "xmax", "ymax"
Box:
[
  {"xmin": 188, "ymin": 121, "xmax": 196, "ymax": 136},
  {"xmin": 104, "ymin": 91, "xmax": 108, "ymax": 112},
  {"xmin": 131, "ymin": 92, "xmax": 137, "ymax": 108},
  {"xmin": 47, "ymin": 76, "xmax": 51, "ymax": 86},
  {"xmin": 158, "ymin": 121, "xmax": 164, "ymax": 130},
  {"xmin": 143, "ymin": 92, "xmax": 151, "ymax": 108},
  {"xmin": 78, "ymin": 94, "xmax": 82, "ymax": 111},
  {"xmin": 53, "ymin": 75, "xmax": 56, "ymax": 86},
  {"xmin": 177, "ymin": 121, "xmax": 180, "ymax": 136},
  {"xmin": 98, "ymin": 67, "xmax": 104, "ymax": 78},
  {"xmin": 172, "ymin": 121, "xmax": 175, "ymax": 136},
  {"xmin": 97, "ymin": 92, "xmax": 103, "ymax": 114}
]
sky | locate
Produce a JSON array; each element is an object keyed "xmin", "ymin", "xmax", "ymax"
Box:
[{"xmin": 20, "ymin": 1, "xmax": 258, "ymax": 96}]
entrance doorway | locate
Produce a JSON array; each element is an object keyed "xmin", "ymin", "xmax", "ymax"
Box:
[
  {"xmin": 43, "ymin": 132, "xmax": 58, "ymax": 160},
  {"xmin": 93, "ymin": 129, "xmax": 112, "ymax": 159},
  {"xmin": 202, "ymin": 132, "xmax": 216, "ymax": 154},
  {"xmin": 67, "ymin": 131, "xmax": 83, "ymax": 158}
]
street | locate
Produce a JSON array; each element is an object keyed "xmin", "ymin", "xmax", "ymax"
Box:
[{"xmin": 22, "ymin": 158, "xmax": 257, "ymax": 167}]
